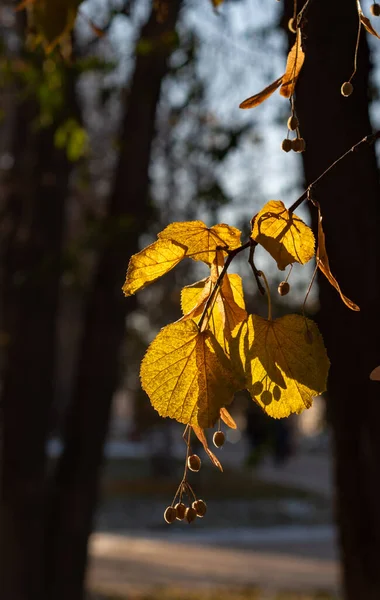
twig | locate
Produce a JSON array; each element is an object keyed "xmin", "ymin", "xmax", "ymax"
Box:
[
  {"xmin": 289, "ymin": 130, "xmax": 380, "ymax": 213},
  {"xmin": 198, "ymin": 241, "xmax": 250, "ymax": 331},
  {"xmin": 248, "ymin": 241, "xmax": 265, "ymax": 295}
]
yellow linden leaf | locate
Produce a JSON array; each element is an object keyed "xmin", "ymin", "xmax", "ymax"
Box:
[
  {"xmin": 123, "ymin": 239, "xmax": 186, "ymax": 296},
  {"xmin": 158, "ymin": 221, "xmax": 241, "ymax": 265},
  {"xmin": 252, "ymin": 200, "xmax": 315, "ymax": 270},
  {"xmin": 317, "ymin": 206, "xmax": 360, "ymax": 311},
  {"xmin": 180, "ymin": 277, "xmax": 212, "ymax": 320},
  {"xmin": 280, "ymin": 28, "xmax": 305, "ymax": 98},
  {"xmin": 237, "ymin": 314, "xmax": 329, "ymax": 418},
  {"xmin": 140, "ymin": 320, "xmax": 239, "ymax": 428}
]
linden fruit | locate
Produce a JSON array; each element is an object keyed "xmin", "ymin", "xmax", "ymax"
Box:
[
  {"xmin": 188, "ymin": 454, "xmax": 201, "ymax": 472},
  {"xmin": 192, "ymin": 499, "xmax": 207, "ymax": 518},
  {"xmin": 278, "ymin": 281, "xmax": 290, "ymax": 296},
  {"xmin": 213, "ymin": 430, "xmax": 225, "ymax": 448},
  {"xmin": 185, "ymin": 507, "xmax": 197, "ymax": 523},
  {"xmin": 281, "ymin": 138, "xmax": 292, "ymax": 153},
  {"xmin": 287, "ymin": 115, "xmax": 299, "ymax": 131},
  {"xmin": 341, "ymin": 81, "xmax": 353, "ymax": 97},
  {"xmin": 164, "ymin": 506, "xmax": 177, "ymax": 524},
  {"xmin": 175, "ymin": 502, "xmax": 186, "ymax": 520}
]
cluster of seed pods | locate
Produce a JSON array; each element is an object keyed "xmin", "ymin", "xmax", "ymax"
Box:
[{"xmin": 163, "ymin": 429, "xmax": 225, "ymax": 524}]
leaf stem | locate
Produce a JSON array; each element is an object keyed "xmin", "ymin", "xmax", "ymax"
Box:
[
  {"xmin": 288, "ymin": 131, "xmax": 380, "ymax": 213},
  {"xmin": 198, "ymin": 241, "xmax": 251, "ymax": 331},
  {"xmin": 248, "ymin": 241, "xmax": 265, "ymax": 295},
  {"xmin": 259, "ymin": 271, "xmax": 272, "ymax": 321}
]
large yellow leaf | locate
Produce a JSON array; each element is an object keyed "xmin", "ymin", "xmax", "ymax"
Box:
[
  {"xmin": 280, "ymin": 28, "xmax": 305, "ymax": 98},
  {"xmin": 239, "ymin": 76, "xmax": 284, "ymax": 109},
  {"xmin": 236, "ymin": 314, "xmax": 329, "ymax": 418},
  {"xmin": 140, "ymin": 320, "xmax": 240, "ymax": 428},
  {"xmin": 158, "ymin": 221, "xmax": 241, "ymax": 265},
  {"xmin": 317, "ymin": 208, "xmax": 359, "ymax": 311},
  {"xmin": 123, "ymin": 239, "xmax": 186, "ymax": 296},
  {"xmin": 251, "ymin": 200, "xmax": 315, "ymax": 270}
]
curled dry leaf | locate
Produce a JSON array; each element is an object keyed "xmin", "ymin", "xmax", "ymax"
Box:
[
  {"xmin": 239, "ymin": 76, "xmax": 284, "ymax": 109},
  {"xmin": 232, "ymin": 315, "xmax": 329, "ymax": 419},
  {"xmin": 280, "ymin": 28, "xmax": 305, "ymax": 98},
  {"xmin": 140, "ymin": 320, "xmax": 241, "ymax": 428},
  {"xmin": 316, "ymin": 207, "xmax": 360, "ymax": 311},
  {"xmin": 220, "ymin": 407, "xmax": 237, "ymax": 429},
  {"xmin": 158, "ymin": 221, "xmax": 241, "ymax": 265},
  {"xmin": 123, "ymin": 239, "xmax": 186, "ymax": 296},
  {"xmin": 251, "ymin": 200, "xmax": 315, "ymax": 270},
  {"xmin": 192, "ymin": 426, "xmax": 223, "ymax": 471},
  {"xmin": 357, "ymin": 0, "xmax": 380, "ymax": 39}
]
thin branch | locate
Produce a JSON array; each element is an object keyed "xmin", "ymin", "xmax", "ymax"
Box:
[
  {"xmin": 198, "ymin": 241, "xmax": 250, "ymax": 331},
  {"xmin": 289, "ymin": 130, "xmax": 380, "ymax": 213},
  {"xmin": 248, "ymin": 241, "xmax": 265, "ymax": 295}
]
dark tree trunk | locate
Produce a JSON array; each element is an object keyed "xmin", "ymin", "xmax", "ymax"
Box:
[
  {"xmin": 284, "ymin": 1, "xmax": 380, "ymax": 598},
  {"xmin": 0, "ymin": 55, "xmax": 78, "ymax": 600},
  {"xmin": 45, "ymin": 3, "xmax": 183, "ymax": 599}
]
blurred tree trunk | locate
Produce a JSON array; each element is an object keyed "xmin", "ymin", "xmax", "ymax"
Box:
[
  {"xmin": 45, "ymin": 3, "xmax": 183, "ymax": 599},
  {"xmin": 0, "ymin": 44, "xmax": 78, "ymax": 600},
  {"xmin": 284, "ymin": 1, "xmax": 380, "ymax": 598}
]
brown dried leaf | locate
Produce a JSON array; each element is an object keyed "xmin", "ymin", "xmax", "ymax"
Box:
[
  {"xmin": 192, "ymin": 425, "xmax": 223, "ymax": 471},
  {"xmin": 280, "ymin": 28, "xmax": 305, "ymax": 98},
  {"xmin": 220, "ymin": 407, "xmax": 237, "ymax": 429},
  {"xmin": 360, "ymin": 13, "xmax": 380, "ymax": 39},
  {"xmin": 239, "ymin": 76, "xmax": 284, "ymax": 109},
  {"xmin": 317, "ymin": 207, "xmax": 360, "ymax": 311}
]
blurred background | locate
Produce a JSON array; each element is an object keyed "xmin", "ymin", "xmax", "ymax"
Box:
[{"xmin": 1, "ymin": 1, "xmax": 380, "ymax": 599}]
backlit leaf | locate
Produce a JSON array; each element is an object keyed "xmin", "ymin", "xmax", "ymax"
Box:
[
  {"xmin": 357, "ymin": 0, "xmax": 380, "ymax": 39},
  {"xmin": 211, "ymin": 0, "xmax": 224, "ymax": 6},
  {"xmin": 220, "ymin": 407, "xmax": 237, "ymax": 429},
  {"xmin": 237, "ymin": 314, "xmax": 329, "ymax": 418},
  {"xmin": 239, "ymin": 76, "xmax": 283, "ymax": 109},
  {"xmin": 181, "ymin": 272, "xmax": 247, "ymax": 351},
  {"xmin": 251, "ymin": 200, "xmax": 315, "ymax": 270},
  {"xmin": 192, "ymin": 425, "xmax": 223, "ymax": 471},
  {"xmin": 123, "ymin": 239, "xmax": 186, "ymax": 296},
  {"xmin": 280, "ymin": 28, "xmax": 305, "ymax": 98},
  {"xmin": 158, "ymin": 221, "xmax": 241, "ymax": 265},
  {"xmin": 360, "ymin": 13, "xmax": 380, "ymax": 39},
  {"xmin": 317, "ymin": 207, "xmax": 359, "ymax": 311},
  {"xmin": 140, "ymin": 320, "xmax": 240, "ymax": 428}
]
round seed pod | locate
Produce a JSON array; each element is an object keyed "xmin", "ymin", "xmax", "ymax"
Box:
[
  {"xmin": 213, "ymin": 430, "xmax": 225, "ymax": 448},
  {"xmin": 192, "ymin": 499, "xmax": 207, "ymax": 518},
  {"xmin": 370, "ymin": 3, "xmax": 380, "ymax": 16},
  {"xmin": 164, "ymin": 506, "xmax": 177, "ymax": 524},
  {"xmin": 288, "ymin": 18, "xmax": 297, "ymax": 33},
  {"xmin": 188, "ymin": 454, "xmax": 201, "ymax": 472},
  {"xmin": 341, "ymin": 81, "xmax": 353, "ymax": 97},
  {"xmin": 175, "ymin": 502, "xmax": 186, "ymax": 520},
  {"xmin": 281, "ymin": 138, "xmax": 292, "ymax": 153},
  {"xmin": 278, "ymin": 281, "xmax": 290, "ymax": 296},
  {"xmin": 291, "ymin": 138, "xmax": 303, "ymax": 152},
  {"xmin": 298, "ymin": 137, "xmax": 306, "ymax": 152},
  {"xmin": 185, "ymin": 507, "xmax": 197, "ymax": 523},
  {"xmin": 287, "ymin": 115, "xmax": 299, "ymax": 131}
]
